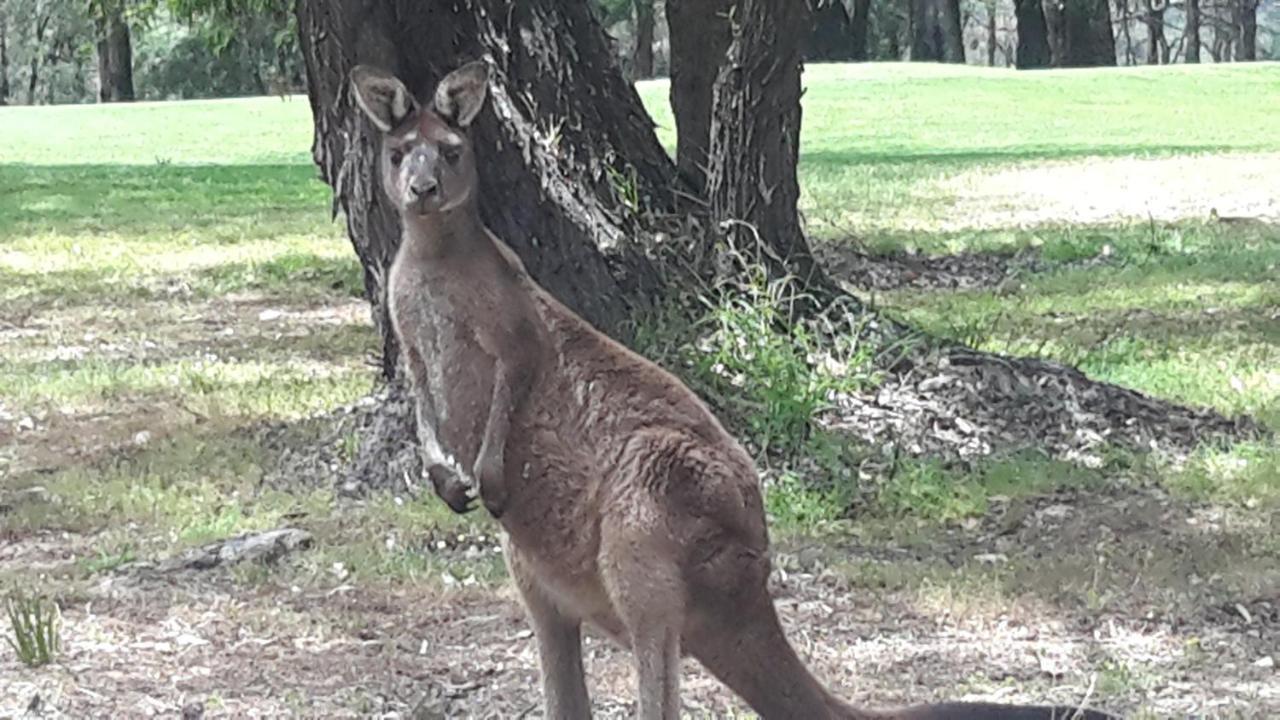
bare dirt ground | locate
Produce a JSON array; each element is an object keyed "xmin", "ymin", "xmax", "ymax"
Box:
[
  {"xmin": 3, "ymin": 481, "xmax": 1277, "ymax": 719},
  {"xmin": 931, "ymin": 154, "xmax": 1280, "ymax": 231}
]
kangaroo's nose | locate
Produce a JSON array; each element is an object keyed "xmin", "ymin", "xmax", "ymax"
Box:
[{"xmin": 410, "ymin": 178, "xmax": 439, "ymax": 198}]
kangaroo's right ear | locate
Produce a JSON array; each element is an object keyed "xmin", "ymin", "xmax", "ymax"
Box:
[{"xmin": 350, "ymin": 65, "xmax": 418, "ymax": 133}]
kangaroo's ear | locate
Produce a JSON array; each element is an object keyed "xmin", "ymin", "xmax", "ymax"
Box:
[
  {"xmin": 433, "ymin": 61, "xmax": 489, "ymax": 128},
  {"xmin": 350, "ymin": 65, "xmax": 418, "ymax": 133}
]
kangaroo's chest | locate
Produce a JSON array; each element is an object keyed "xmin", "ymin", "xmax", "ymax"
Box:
[{"xmin": 388, "ymin": 256, "xmax": 495, "ymax": 457}]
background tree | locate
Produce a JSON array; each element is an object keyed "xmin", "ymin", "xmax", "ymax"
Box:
[
  {"xmin": 1143, "ymin": 0, "xmax": 1168, "ymax": 63},
  {"xmin": 910, "ymin": 0, "xmax": 965, "ymax": 62},
  {"xmin": 1185, "ymin": 0, "xmax": 1202, "ymax": 61},
  {"xmin": 849, "ymin": 0, "xmax": 872, "ymax": 60},
  {"xmin": 809, "ymin": 0, "xmax": 856, "ymax": 60},
  {"xmin": 632, "ymin": 0, "xmax": 655, "ymax": 78},
  {"xmin": 1015, "ymin": 0, "xmax": 1052, "ymax": 66},
  {"xmin": 1042, "ymin": 0, "xmax": 1117, "ymax": 66},
  {"xmin": 86, "ymin": 0, "xmax": 138, "ymax": 101},
  {"xmin": 1238, "ymin": 0, "xmax": 1261, "ymax": 58},
  {"xmin": 0, "ymin": 10, "xmax": 9, "ymax": 105}
]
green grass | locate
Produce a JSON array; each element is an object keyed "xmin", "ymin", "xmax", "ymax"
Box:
[{"xmin": 2, "ymin": 61, "xmax": 1277, "ymax": 589}]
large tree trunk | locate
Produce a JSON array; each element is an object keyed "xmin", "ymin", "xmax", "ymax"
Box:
[
  {"xmin": 808, "ymin": 0, "xmax": 855, "ymax": 60},
  {"xmin": 850, "ymin": 0, "xmax": 872, "ymax": 60},
  {"xmin": 1042, "ymin": 0, "xmax": 1117, "ymax": 66},
  {"xmin": 910, "ymin": 0, "xmax": 965, "ymax": 62},
  {"xmin": 1015, "ymin": 0, "xmax": 1052, "ymax": 67},
  {"xmin": 95, "ymin": 8, "xmax": 135, "ymax": 102},
  {"xmin": 1185, "ymin": 0, "xmax": 1201, "ymax": 62},
  {"xmin": 1237, "ymin": 0, "xmax": 1258, "ymax": 60},
  {"xmin": 667, "ymin": 0, "xmax": 732, "ymax": 190},
  {"xmin": 632, "ymin": 0, "xmax": 655, "ymax": 78},
  {"xmin": 707, "ymin": 0, "xmax": 828, "ymax": 292}
]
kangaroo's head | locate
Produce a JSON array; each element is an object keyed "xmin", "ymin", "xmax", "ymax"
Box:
[{"xmin": 349, "ymin": 62, "xmax": 489, "ymax": 216}]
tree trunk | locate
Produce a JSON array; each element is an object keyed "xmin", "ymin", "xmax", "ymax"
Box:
[
  {"xmin": 911, "ymin": 0, "xmax": 965, "ymax": 62},
  {"xmin": 0, "ymin": 12, "xmax": 9, "ymax": 106},
  {"xmin": 1145, "ymin": 0, "xmax": 1164, "ymax": 63},
  {"xmin": 632, "ymin": 0, "xmax": 655, "ymax": 78},
  {"xmin": 850, "ymin": 0, "xmax": 872, "ymax": 60},
  {"xmin": 95, "ymin": 9, "xmax": 135, "ymax": 102},
  {"xmin": 987, "ymin": 0, "xmax": 998, "ymax": 65},
  {"xmin": 1042, "ymin": 0, "xmax": 1117, "ymax": 66},
  {"xmin": 1237, "ymin": 0, "xmax": 1258, "ymax": 60},
  {"xmin": 26, "ymin": 11, "xmax": 51, "ymax": 105},
  {"xmin": 809, "ymin": 0, "xmax": 855, "ymax": 61},
  {"xmin": 667, "ymin": 0, "xmax": 732, "ymax": 190},
  {"xmin": 706, "ymin": 0, "xmax": 828, "ymax": 292},
  {"xmin": 1015, "ymin": 0, "xmax": 1052, "ymax": 67},
  {"xmin": 1185, "ymin": 0, "xmax": 1201, "ymax": 62}
]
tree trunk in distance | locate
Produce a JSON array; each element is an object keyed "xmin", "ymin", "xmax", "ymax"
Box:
[
  {"xmin": 1145, "ymin": 0, "xmax": 1164, "ymax": 64},
  {"xmin": 1042, "ymin": 0, "xmax": 1116, "ymax": 66},
  {"xmin": 632, "ymin": 0, "xmax": 655, "ymax": 78},
  {"xmin": 1185, "ymin": 0, "xmax": 1201, "ymax": 62},
  {"xmin": 809, "ymin": 0, "xmax": 855, "ymax": 60},
  {"xmin": 96, "ymin": 8, "xmax": 135, "ymax": 102},
  {"xmin": 1015, "ymin": 0, "xmax": 1052, "ymax": 67},
  {"xmin": 1237, "ymin": 0, "xmax": 1258, "ymax": 60},
  {"xmin": 0, "ymin": 13, "xmax": 9, "ymax": 106},
  {"xmin": 987, "ymin": 1, "xmax": 998, "ymax": 65},
  {"xmin": 911, "ymin": 0, "xmax": 965, "ymax": 62},
  {"xmin": 850, "ymin": 0, "xmax": 872, "ymax": 60},
  {"xmin": 667, "ymin": 0, "xmax": 732, "ymax": 191}
]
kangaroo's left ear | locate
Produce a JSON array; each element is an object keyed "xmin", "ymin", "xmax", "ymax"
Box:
[{"xmin": 433, "ymin": 61, "xmax": 490, "ymax": 128}]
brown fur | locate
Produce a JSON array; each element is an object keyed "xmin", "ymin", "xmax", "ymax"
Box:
[{"xmin": 351, "ymin": 62, "xmax": 1118, "ymax": 720}]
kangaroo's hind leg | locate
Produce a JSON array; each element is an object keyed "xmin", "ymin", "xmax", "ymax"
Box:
[
  {"xmin": 600, "ymin": 503, "xmax": 683, "ymax": 720},
  {"xmin": 507, "ymin": 543, "xmax": 592, "ymax": 720}
]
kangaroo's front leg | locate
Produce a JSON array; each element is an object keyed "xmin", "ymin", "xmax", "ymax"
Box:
[{"xmin": 473, "ymin": 352, "xmax": 533, "ymax": 519}]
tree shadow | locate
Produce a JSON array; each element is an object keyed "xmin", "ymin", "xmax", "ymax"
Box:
[{"xmin": 0, "ymin": 163, "xmax": 331, "ymax": 241}]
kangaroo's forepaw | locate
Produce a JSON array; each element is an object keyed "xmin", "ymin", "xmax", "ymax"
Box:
[{"xmin": 427, "ymin": 464, "xmax": 478, "ymax": 514}]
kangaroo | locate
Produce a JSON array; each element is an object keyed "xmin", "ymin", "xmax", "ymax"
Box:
[{"xmin": 350, "ymin": 62, "xmax": 1119, "ymax": 720}]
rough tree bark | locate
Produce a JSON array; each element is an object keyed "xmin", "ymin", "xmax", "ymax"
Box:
[
  {"xmin": 95, "ymin": 7, "xmax": 135, "ymax": 102},
  {"xmin": 667, "ymin": 0, "xmax": 732, "ymax": 190},
  {"xmin": 632, "ymin": 0, "xmax": 655, "ymax": 78},
  {"xmin": 910, "ymin": 0, "xmax": 965, "ymax": 62},
  {"xmin": 1042, "ymin": 0, "xmax": 1117, "ymax": 66},
  {"xmin": 1185, "ymin": 0, "xmax": 1201, "ymax": 62},
  {"xmin": 1015, "ymin": 0, "xmax": 1052, "ymax": 67},
  {"xmin": 850, "ymin": 0, "xmax": 872, "ymax": 60},
  {"xmin": 707, "ymin": 0, "xmax": 829, "ymax": 292},
  {"xmin": 809, "ymin": 0, "xmax": 855, "ymax": 60}
]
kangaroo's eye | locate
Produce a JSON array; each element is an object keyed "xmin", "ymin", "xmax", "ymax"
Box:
[
  {"xmin": 442, "ymin": 146, "xmax": 462, "ymax": 165},
  {"xmin": 389, "ymin": 149, "xmax": 405, "ymax": 166}
]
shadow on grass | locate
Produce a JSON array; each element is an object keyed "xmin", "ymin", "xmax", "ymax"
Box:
[
  {"xmin": 2, "ymin": 251, "xmax": 363, "ymax": 312},
  {"xmin": 0, "ymin": 163, "xmax": 332, "ymax": 240}
]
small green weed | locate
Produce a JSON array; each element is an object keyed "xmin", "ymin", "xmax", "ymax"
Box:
[{"xmin": 5, "ymin": 591, "xmax": 61, "ymax": 668}]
